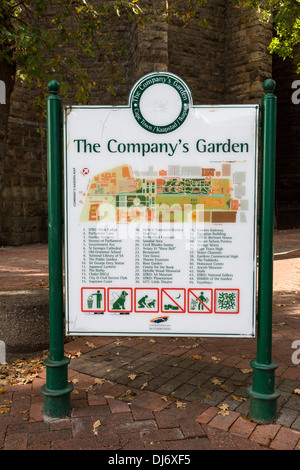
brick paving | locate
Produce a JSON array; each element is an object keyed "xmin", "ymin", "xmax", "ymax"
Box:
[{"xmin": 0, "ymin": 229, "xmax": 300, "ymax": 451}]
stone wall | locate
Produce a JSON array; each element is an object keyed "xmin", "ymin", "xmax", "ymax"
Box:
[
  {"xmin": 1, "ymin": 85, "xmax": 48, "ymax": 246},
  {"xmin": 224, "ymin": 4, "xmax": 273, "ymax": 104},
  {"xmin": 0, "ymin": 0, "xmax": 295, "ymax": 246},
  {"xmin": 168, "ymin": 0, "xmax": 226, "ymax": 104}
]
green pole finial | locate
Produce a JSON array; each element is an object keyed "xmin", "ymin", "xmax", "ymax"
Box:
[
  {"xmin": 48, "ymin": 80, "xmax": 60, "ymax": 94},
  {"xmin": 247, "ymin": 78, "xmax": 280, "ymax": 424},
  {"xmin": 263, "ymin": 79, "xmax": 276, "ymax": 94},
  {"xmin": 41, "ymin": 80, "xmax": 73, "ymax": 420}
]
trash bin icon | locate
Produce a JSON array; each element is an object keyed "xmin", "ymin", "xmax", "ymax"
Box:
[{"xmin": 87, "ymin": 295, "xmax": 93, "ymax": 309}]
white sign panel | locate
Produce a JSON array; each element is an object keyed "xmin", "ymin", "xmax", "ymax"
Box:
[{"xmin": 64, "ymin": 72, "xmax": 258, "ymax": 337}]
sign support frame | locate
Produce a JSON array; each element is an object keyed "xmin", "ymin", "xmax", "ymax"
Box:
[
  {"xmin": 42, "ymin": 77, "xmax": 280, "ymax": 423},
  {"xmin": 41, "ymin": 81, "xmax": 73, "ymax": 420},
  {"xmin": 247, "ymin": 79, "xmax": 280, "ymax": 423}
]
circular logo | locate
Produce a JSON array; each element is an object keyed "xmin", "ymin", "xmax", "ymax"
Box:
[{"xmin": 130, "ymin": 72, "xmax": 192, "ymax": 134}]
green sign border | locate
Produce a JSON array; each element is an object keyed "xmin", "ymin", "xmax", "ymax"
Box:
[{"xmin": 129, "ymin": 72, "xmax": 193, "ymax": 134}]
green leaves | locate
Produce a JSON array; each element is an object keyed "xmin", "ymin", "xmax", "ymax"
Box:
[{"xmin": 233, "ymin": 0, "xmax": 300, "ymax": 71}]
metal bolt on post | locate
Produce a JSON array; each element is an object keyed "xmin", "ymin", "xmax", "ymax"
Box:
[
  {"xmin": 247, "ymin": 79, "xmax": 280, "ymax": 423},
  {"xmin": 41, "ymin": 80, "xmax": 73, "ymax": 419}
]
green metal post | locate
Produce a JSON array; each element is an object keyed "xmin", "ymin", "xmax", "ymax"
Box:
[
  {"xmin": 41, "ymin": 80, "xmax": 73, "ymax": 419},
  {"xmin": 247, "ymin": 79, "xmax": 280, "ymax": 423}
]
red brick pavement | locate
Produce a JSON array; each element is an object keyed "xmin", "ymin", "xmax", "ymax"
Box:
[{"xmin": 0, "ymin": 229, "xmax": 300, "ymax": 451}]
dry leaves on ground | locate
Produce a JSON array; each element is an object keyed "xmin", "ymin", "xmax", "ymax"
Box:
[
  {"xmin": 66, "ymin": 351, "xmax": 82, "ymax": 359},
  {"xmin": 0, "ymin": 405, "xmax": 10, "ymax": 414},
  {"xmin": 0, "ymin": 356, "xmax": 46, "ymax": 386}
]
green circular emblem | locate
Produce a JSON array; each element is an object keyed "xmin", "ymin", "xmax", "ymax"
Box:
[{"xmin": 130, "ymin": 72, "xmax": 192, "ymax": 134}]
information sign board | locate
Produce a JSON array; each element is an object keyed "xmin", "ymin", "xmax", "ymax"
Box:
[{"xmin": 64, "ymin": 72, "xmax": 258, "ymax": 337}]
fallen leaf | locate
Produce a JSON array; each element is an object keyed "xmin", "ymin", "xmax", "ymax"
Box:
[
  {"xmin": 0, "ymin": 405, "xmax": 10, "ymax": 413},
  {"xmin": 69, "ymin": 351, "xmax": 82, "ymax": 359},
  {"xmin": 136, "ymin": 371, "xmax": 151, "ymax": 377},
  {"xmin": 91, "ymin": 352, "xmax": 109, "ymax": 357},
  {"xmin": 71, "ymin": 378, "xmax": 79, "ymax": 384},
  {"xmin": 0, "ymin": 389, "xmax": 6, "ymax": 394},
  {"xmin": 94, "ymin": 378, "xmax": 105, "ymax": 385},
  {"xmin": 231, "ymin": 395, "xmax": 241, "ymax": 401},
  {"xmin": 140, "ymin": 382, "xmax": 148, "ymax": 390},
  {"xmin": 179, "ymin": 343, "xmax": 199, "ymax": 349},
  {"xmin": 128, "ymin": 374, "xmax": 137, "ymax": 380},
  {"xmin": 189, "ymin": 355, "xmax": 202, "ymax": 360},
  {"xmin": 220, "ymin": 385, "xmax": 234, "ymax": 393},
  {"xmin": 218, "ymin": 404, "xmax": 229, "ymax": 416},
  {"xmin": 241, "ymin": 414, "xmax": 253, "ymax": 422},
  {"xmin": 176, "ymin": 401, "xmax": 186, "ymax": 409},
  {"xmin": 294, "ymin": 389, "xmax": 300, "ymax": 395},
  {"xmin": 93, "ymin": 419, "xmax": 101, "ymax": 435},
  {"xmin": 86, "ymin": 341, "xmax": 96, "ymax": 348},
  {"xmin": 118, "ymin": 390, "xmax": 134, "ymax": 401},
  {"xmin": 38, "ymin": 280, "xmax": 49, "ymax": 288},
  {"xmin": 211, "ymin": 356, "xmax": 220, "ymax": 362},
  {"xmin": 241, "ymin": 368, "xmax": 252, "ymax": 374},
  {"xmin": 211, "ymin": 377, "xmax": 223, "ymax": 385},
  {"xmin": 149, "ymin": 339, "xmax": 156, "ymax": 343},
  {"xmin": 205, "ymin": 394, "xmax": 212, "ymax": 400}
]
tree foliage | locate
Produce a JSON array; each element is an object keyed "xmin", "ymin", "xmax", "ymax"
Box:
[
  {"xmin": 1, "ymin": 0, "xmax": 300, "ymax": 114},
  {"xmin": 0, "ymin": 0, "xmax": 206, "ymax": 117},
  {"xmin": 233, "ymin": 0, "xmax": 300, "ymax": 72}
]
